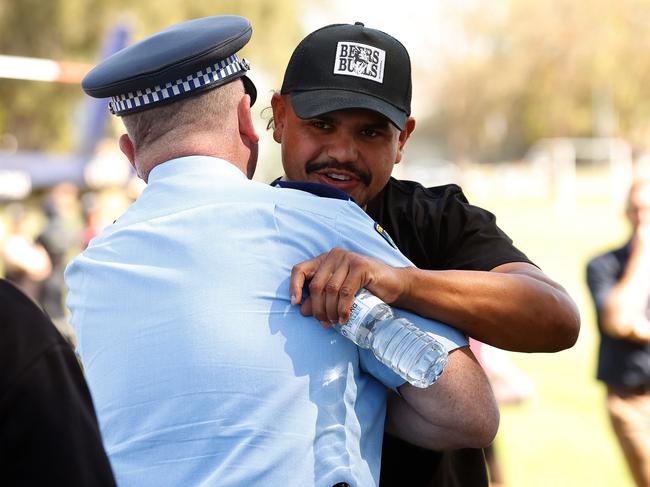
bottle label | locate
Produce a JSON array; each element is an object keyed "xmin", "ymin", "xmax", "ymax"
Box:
[{"xmin": 339, "ymin": 290, "xmax": 383, "ymax": 343}]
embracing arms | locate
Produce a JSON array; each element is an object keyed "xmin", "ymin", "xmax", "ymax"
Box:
[
  {"xmin": 290, "ymin": 248, "xmax": 580, "ymax": 353},
  {"xmin": 290, "ymin": 248, "xmax": 505, "ymax": 449}
]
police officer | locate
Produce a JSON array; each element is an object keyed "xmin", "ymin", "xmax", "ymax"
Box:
[{"xmin": 67, "ymin": 15, "xmax": 498, "ymax": 486}]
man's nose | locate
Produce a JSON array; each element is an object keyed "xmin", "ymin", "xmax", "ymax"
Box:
[{"xmin": 325, "ymin": 133, "xmax": 358, "ymax": 163}]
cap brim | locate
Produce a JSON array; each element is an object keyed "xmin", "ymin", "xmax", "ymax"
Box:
[{"xmin": 289, "ymin": 90, "xmax": 407, "ymax": 130}]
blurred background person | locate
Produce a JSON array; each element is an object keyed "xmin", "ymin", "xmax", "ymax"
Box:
[
  {"xmin": 36, "ymin": 182, "xmax": 81, "ymax": 343},
  {"xmin": 80, "ymin": 192, "xmax": 101, "ymax": 250},
  {"xmin": 1, "ymin": 202, "xmax": 51, "ymax": 302},
  {"xmin": 586, "ymin": 178, "xmax": 650, "ymax": 487}
]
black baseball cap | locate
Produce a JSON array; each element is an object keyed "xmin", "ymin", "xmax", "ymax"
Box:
[
  {"xmin": 82, "ymin": 15, "xmax": 257, "ymax": 116},
  {"xmin": 280, "ymin": 22, "xmax": 411, "ymax": 130}
]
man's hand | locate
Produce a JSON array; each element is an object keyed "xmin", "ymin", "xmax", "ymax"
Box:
[
  {"xmin": 601, "ymin": 219, "xmax": 650, "ymax": 342},
  {"xmin": 631, "ymin": 220, "xmax": 650, "ymax": 270},
  {"xmin": 290, "ymin": 248, "xmax": 409, "ymax": 326}
]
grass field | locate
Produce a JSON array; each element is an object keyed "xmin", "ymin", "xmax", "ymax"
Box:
[{"xmin": 462, "ymin": 166, "xmax": 634, "ymax": 487}]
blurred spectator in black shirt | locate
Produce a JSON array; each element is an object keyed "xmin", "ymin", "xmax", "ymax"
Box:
[{"xmin": 587, "ymin": 178, "xmax": 650, "ymax": 487}]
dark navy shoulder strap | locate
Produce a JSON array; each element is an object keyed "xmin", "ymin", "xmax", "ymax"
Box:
[{"xmin": 271, "ymin": 179, "xmax": 352, "ymax": 202}]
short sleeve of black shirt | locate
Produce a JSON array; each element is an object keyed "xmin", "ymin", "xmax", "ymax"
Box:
[{"xmin": 366, "ymin": 178, "xmax": 532, "ymax": 271}]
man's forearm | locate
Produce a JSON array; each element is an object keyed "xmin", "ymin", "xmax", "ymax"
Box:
[
  {"xmin": 291, "ymin": 250, "xmax": 579, "ymax": 352},
  {"xmin": 390, "ymin": 263, "xmax": 580, "ymax": 352}
]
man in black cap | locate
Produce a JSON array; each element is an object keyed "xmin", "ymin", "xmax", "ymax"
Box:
[
  {"xmin": 68, "ymin": 14, "xmax": 499, "ymax": 487},
  {"xmin": 0, "ymin": 279, "xmax": 116, "ymax": 486},
  {"xmin": 272, "ymin": 22, "xmax": 581, "ymax": 486}
]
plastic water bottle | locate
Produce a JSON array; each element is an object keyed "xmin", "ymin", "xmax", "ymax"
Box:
[{"xmin": 332, "ymin": 288, "xmax": 448, "ymax": 388}]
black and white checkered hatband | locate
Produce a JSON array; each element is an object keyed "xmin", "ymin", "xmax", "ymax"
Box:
[{"xmin": 108, "ymin": 54, "xmax": 250, "ymax": 116}]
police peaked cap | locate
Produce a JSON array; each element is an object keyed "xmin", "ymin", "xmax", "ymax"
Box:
[{"xmin": 82, "ymin": 15, "xmax": 257, "ymax": 116}]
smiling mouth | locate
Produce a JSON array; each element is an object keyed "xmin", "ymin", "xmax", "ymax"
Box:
[
  {"xmin": 315, "ymin": 171, "xmax": 359, "ymax": 186},
  {"xmin": 306, "ymin": 161, "xmax": 371, "ymax": 186},
  {"xmin": 326, "ymin": 173, "xmax": 352, "ymax": 181}
]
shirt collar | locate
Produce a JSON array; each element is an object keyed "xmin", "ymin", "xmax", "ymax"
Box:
[{"xmin": 147, "ymin": 156, "xmax": 247, "ymax": 183}]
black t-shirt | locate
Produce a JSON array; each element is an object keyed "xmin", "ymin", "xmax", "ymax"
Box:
[
  {"xmin": 366, "ymin": 178, "xmax": 531, "ymax": 271},
  {"xmin": 587, "ymin": 244, "xmax": 650, "ymax": 388},
  {"xmin": 367, "ymin": 178, "xmax": 531, "ymax": 487},
  {"xmin": 0, "ymin": 279, "xmax": 116, "ymax": 486}
]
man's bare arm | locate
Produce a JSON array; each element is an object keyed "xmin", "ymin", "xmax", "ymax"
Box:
[
  {"xmin": 384, "ymin": 346, "xmax": 499, "ymax": 450},
  {"xmin": 394, "ymin": 262, "xmax": 580, "ymax": 352},
  {"xmin": 290, "ymin": 248, "xmax": 580, "ymax": 352}
]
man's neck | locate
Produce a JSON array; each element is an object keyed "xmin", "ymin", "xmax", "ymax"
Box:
[{"xmin": 138, "ymin": 135, "xmax": 245, "ymax": 182}]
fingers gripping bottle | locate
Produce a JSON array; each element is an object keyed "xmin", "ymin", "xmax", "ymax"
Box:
[{"xmin": 333, "ymin": 288, "xmax": 448, "ymax": 388}]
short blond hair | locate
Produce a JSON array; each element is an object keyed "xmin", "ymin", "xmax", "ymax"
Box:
[{"xmin": 122, "ymin": 80, "xmax": 244, "ymax": 152}]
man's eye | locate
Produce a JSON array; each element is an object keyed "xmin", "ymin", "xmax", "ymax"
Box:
[
  {"xmin": 312, "ymin": 121, "xmax": 331, "ymax": 130},
  {"xmin": 361, "ymin": 129, "xmax": 379, "ymax": 137}
]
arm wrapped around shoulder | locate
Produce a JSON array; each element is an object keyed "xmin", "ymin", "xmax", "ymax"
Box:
[{"xmin": 384, "ymin": 346, "xmax": 499, "ymax": 450}]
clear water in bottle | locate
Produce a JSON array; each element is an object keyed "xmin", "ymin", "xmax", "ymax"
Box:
[{"xmin": 332, "ymin": 288, "xmax": 448, "ymax": 388}]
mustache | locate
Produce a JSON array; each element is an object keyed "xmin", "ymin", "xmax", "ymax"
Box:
[{"xmin": 305, "ymin": 160, "xmax": 372, "ymax": 186}]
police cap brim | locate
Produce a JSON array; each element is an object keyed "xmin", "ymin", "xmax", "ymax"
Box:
[{"xmin": 82, "ymin": 15, "xmax": 257, "ymax": 114}]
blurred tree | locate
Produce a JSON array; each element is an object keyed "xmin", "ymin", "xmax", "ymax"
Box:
[
  {"xmin": 423, "ymin": 0, "xmax": 650, "ymax": 162},
  {"xmin": 0, "ymin": 0, "xmax": 111, "ymax": 152},
  {"xmin": 0, "ymin": 0, "xmax": 303, "ymax": 152}
]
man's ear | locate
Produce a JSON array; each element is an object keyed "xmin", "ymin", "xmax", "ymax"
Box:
[
  {"xmin": 395, "ymin": 117, "xmax": 416, "ymax": 165},
  {"xmin": 238, "ymin": 94, "xmax": 259, "ymax": 147},
  {"xmin": 270, "ymin": 92, "xmax": 286, "ymax": 144},
  {"xmin": 237, "ymin": 94, "xmax": 259, "ymax": 179},
  {"xmin": 119, "ymin": 133, "xmax": 136, "ymax": 169}
]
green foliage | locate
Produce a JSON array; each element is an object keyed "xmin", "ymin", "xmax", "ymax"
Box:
[
  {"xmin": 0, "ymin": 0, "xmax": 110, "ymax": 151},
  {"xmin": 0, "ymin": 0, "xmax": 303, "ymax": 152},
  {"xmin": 7, "ymin": 0, "xmax": 649, "ymax": 164},
  {"xmin": 427, "ymin": 0, "xmax": 650, "ymax": 162}
]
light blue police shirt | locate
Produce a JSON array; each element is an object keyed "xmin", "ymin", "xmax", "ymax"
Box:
[{"xmin": 65, "ymin": 156, "xmax": 466, "ymax": 487}]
